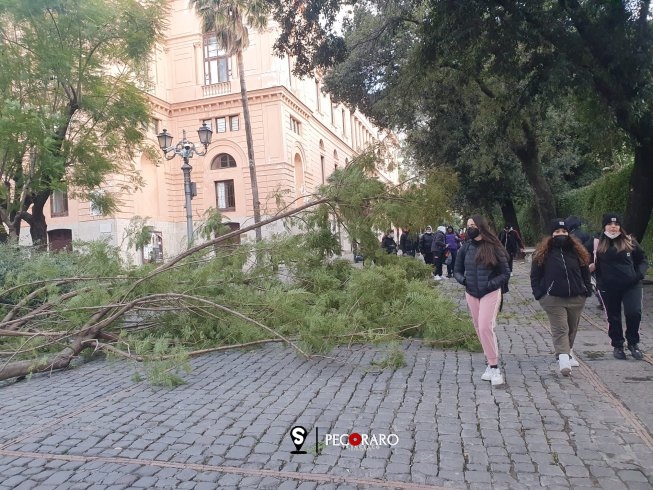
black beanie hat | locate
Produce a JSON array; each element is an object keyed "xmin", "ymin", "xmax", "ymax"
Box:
[
  {"xmin": 602, "ymin": 213, "xmax": 621, "ymax": 228},
  {"xmin": 548, "ymin": 218, "xmax": 568, "ymax": 235}
]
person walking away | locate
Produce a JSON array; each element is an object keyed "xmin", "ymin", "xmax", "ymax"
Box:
[
  {"xmin": 454, "ymin": 215, "xmax": 511, "ymax": 386},
  {"xmin": 419, "ymin": 226, "xmax": 436, "ymax": 266},
  {"xmin": 567, "ymin": 215, "xmax": 602, "ymax": 310},
  {"xmin": 399, "ymin": 227, "xmax": 419, "ymax": 257},
  {"xmin": 445, "ymin": 226, "xmax": 462, "ymax": 278},
  {"xmin": 432, "ymin": 226, "xmax": 448, "ymax": 280},
  {"xmin": 380, "ymin": 229, "xmax": 398, "ymax": 254},
  {"xmin": 499, "ymin": 224, "xmax": 524, "ymax": 274},
  {"xmin": 530, "ymin": 219, "xmax": 593, "ymax": 376},
  {"xmin": 586, "ymin": 213, "xmax": 648, "ymax": 360}
]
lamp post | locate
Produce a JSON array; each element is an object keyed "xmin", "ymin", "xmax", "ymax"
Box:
[{"xmin": 157, "ymin": 123, "xmax": 213, "ymax": 247}]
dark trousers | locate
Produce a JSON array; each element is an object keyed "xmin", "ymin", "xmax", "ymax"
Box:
[
  {"xmin": 423, "ymin": 252, "xmax": 434, "ymax": 265},
  {"xmin": 599, "ymin": 284, "xmax": 643, "ymax": 347},
  {"xmin": 434, "ymin": 255, "xmax": 444, "ymax": 277},
  {"xmin": 446, "ymin": 249, "xmax": 458, "ymax": 276},
  {"xmin": 507, "ymin": 252, "xmax": 515, "ymax": 272}
]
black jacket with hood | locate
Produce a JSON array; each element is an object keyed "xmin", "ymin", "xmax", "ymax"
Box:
[
  {"xmin": 585, "ymin": 234, "xmax": 648, "ymax": 291},
  {"xmin": 530, "ymin": 240, "xmax": 593, "ymax": 301},
  {"xmin": 566, "ymin": 216, "xmax": 590, "ymax": 244},
  {"xmin": 454, "ymin": 240, "xmax": 511, "ymax": 299},
  {"xmin": 419, "ymin": 231, "xmax": 435, "ymax": 255}
]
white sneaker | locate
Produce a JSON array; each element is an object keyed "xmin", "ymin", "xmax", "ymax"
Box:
[
  {"xmin": 481, "ymin": 365, "xmax": 493, "ymax": 381},
  {"xmin": 558, "ymin": 354, "xmax": 571, "ymax": 376},
  {"xmin": 433, "ymin": 275, "xmax": 443, "ymax": 281},
  {"xmin": 490, "ymin": 368, "xmax": 504, "ymax": 386},
  {"xmin": 569, "ymin": 350, "xmax": 580, "ymax": 367}
]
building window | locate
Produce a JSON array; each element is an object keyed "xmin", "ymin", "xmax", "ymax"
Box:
[
  {"xmin": 211, "ymin": 153, "xmax": 237, "ymax": 169},
  {"xmin": 320, "ymin": 155, "xmax": 325, "ymax": 184},
  {"xmin": 142, "ymin": 231, "xmax": 164, "ymax": 264},
  {"xmin": 48, "ymin": 229, "xmax": 72, "ymax": 252},
  {"xmin": 202, "ymin": 119, "xmax": 213, "ymax": 131},
  {"xmin": 89, "ymin": 201, "xmax": 103, "ymax": 217},
  {"xmin": 216, "ymin": 180, "xmax": 236, "ymax": 210},
  {"xmin": 89, "ymin": 190, "xmax": 104, "ymax": 216},
  {"xmin": 290, "ymin": 116, "xmax": 301, "ymax": 134},
  {"xmin": 216, "ymin": 117, "xmax": 227, "ymax": 133},
  {"xmin": 203, "ymin": 35, "xmax": 229, "ymax": 85},
  {"xmin": 341, "ymin": 108, "xmax": 346, "ymax": 136},
  {"xmin": 230, "ymin": 115, "xmax": 239, "ymax": 131},
  {"xmin": 50, "ymin": 189, "xmax": 68, "ymax": 217},
  {"xmin": 315, "ymin": 81, "xmax": 321, "ymax": 112}
]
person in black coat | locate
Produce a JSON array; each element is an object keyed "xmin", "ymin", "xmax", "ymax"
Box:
[
  {"xmin": 380, "ymin": 229, "xmax": 398, "ymax": 254},
  {"xmin": 531, "ymin": 219, "xmax": 593, "ymax": 376},
  {"xmin": 399, "ymin": 227, "xmax": 419, "ymax": 257},
  {"xmin": 586, "ymin": 213, "xmax": 648, "ymax": 360},
  {"xmin": 431, "ymin": 226, "xmax": 448, "ymax": 280},
  {"xmin": 498, "ymin": 224, "xmax": 524, "ymax": 273},
  {"xmin": 454, "ymin": 214, "xmax": 511, "ymax": 386},
  {"xmin": 419, "ymin": 226, "xmax": 436, "ymax": 265}
]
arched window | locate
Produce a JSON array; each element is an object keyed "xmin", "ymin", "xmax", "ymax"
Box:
[{"xmin": 211, "ymin": 153, "xmax": 237, "ymax": 169}]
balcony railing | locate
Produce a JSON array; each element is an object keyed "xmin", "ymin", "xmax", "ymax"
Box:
[{"xmin": 202, "ymin": 82, "xmax": 231, "ymax": 97}]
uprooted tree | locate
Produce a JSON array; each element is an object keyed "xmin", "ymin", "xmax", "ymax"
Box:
[{"xmin": 0, "ymin": 157, "xmax": 477, "ymax": 385}]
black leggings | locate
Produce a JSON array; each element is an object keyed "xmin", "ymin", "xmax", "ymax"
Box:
[{"xmin": 599, "ymin": 284, "xmax": 643, "ymax": 347}]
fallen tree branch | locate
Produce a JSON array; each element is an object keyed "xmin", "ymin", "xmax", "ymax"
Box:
[{"xmin": 82, "ymin": 337, "xmax": 293, "ymax": 361}]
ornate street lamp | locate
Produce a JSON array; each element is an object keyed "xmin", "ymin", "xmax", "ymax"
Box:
[{"xmin": 157, "ymin": 123, "xmax": 213, "ymax": 247}]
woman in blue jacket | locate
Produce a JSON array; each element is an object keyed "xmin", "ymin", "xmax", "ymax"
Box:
[
  {"xmin": 531, "ymin": 219, "xmax": 593, "ymax": 376},
  {"xmin": 586, "ymin": 213, "xmax": 648, "ymax": 360}
]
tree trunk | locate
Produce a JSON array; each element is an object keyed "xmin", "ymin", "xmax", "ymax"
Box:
[
  {"xmin": 624, "ymin": 144, "xmax": 653, "ymax": 242},
  {"xmin": 238, "ymin": 50, "xmax": 262, "ymax": 242},
  {"xmin": 500, "ymin": 199, "xmax": 520, "ymax": 234},
  {"xmin": 511, "ymin": 120, "xmax": 557, "ymax": 234},
  {"xmin": 29, "ymin": 193, "xmax": 49, "ymax": 250}
]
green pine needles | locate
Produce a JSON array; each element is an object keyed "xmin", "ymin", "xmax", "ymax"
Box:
[{"xmin": 0, "ymin": 155, "xmax": 478, "ymax": 385}]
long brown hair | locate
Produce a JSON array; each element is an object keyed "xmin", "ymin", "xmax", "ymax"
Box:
[
  {"xmin": 533, "ymin": 235, "xmax": 590, "ymax": 266},
  {"xmin": 469, "ymin": 214, "xmax": 507, "ymax": 268},
  {"xmin": 597, "ymin": 227, "xmax": 635, "ymax": 254}
]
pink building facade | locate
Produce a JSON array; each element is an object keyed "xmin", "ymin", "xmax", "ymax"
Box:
[{"xmin": 36, "ymin": 1, "xmax": 398, "ymax": 261}]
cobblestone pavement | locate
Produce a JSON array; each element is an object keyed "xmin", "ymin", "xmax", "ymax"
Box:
[{"xmin": 0, "ymin": 260, "xmax": 652, "ymax": 489}]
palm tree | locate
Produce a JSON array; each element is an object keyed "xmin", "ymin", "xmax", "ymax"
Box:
[{"xmin": 191, "ymin": 0, "xmax": 269, "ymax": 242}]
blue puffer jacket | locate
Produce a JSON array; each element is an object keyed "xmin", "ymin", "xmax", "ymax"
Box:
[{"xmin": 454, "ymin": 240, "xmax": 511, "ymax": 299}]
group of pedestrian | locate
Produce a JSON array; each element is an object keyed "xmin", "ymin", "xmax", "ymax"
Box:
[
  {"xmin": 530, "ymin": 213, "xmax": 647, "ymax": 378},
  {"xmin": 382, "ymin": 225, "xmax": 465, "ymax": 281},
  {"xmin": 449, "ymin": 212, "xmax": 647, "ymax": 387}
]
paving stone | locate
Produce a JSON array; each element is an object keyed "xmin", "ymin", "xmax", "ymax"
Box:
[{"xmin": 1, "ymin": 267, "xmax": 653, "ymax": 490}]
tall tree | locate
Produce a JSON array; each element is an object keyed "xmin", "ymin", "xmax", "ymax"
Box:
[
  {"xmin": 275, "ymin": 0, "xmax": 653, "ymax": 239},
  {"xmin": 0, "ymin": 0, "xmax": 166, "ymax": 246},
  {"xmin": 191, "ymin": 0, "xmax": 270, "ymax": 242}
]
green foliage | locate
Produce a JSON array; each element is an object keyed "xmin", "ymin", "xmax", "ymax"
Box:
[
  {"xmin": 0, "ymin": 0, "xmax": 167, "ymax": 240},
  {"xmin": 370, "ymin": 343, "xmax": 406, "ymax": 369},
  {"xmin": 515, "ymin": 163, "xmax": 653, "ymax": 256},
  {"xmin": 557, "ymin": 166, "xmax": 632, "ymax": 233},
  {"xmin": 557, "ymin": 164, "xmax": 653, "ymax": 257},
  {"xmin": 124, "ymin": 216, "xmax": 153, "ymax": 252},
  {"xmin": 1, "ymin": 158, "xmax": 480, "ymax": 384},
  {"xmin": 128, "ymin": 335, "xmax": 191, "ymax": 388}
]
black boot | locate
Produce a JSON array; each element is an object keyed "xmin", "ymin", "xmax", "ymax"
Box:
[
  {"xmin": 628, "ymin": 344, "xmax": 644, "ymax": 360},
  {"xmin": 613, "ymin": 347, "xmax": 626, "ymax": 360}
]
